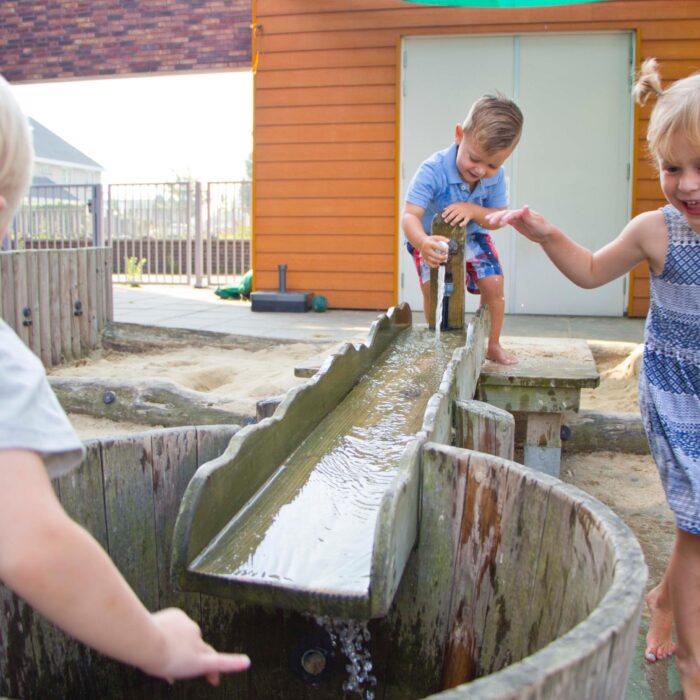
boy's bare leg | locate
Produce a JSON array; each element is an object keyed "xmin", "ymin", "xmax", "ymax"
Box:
[
  {"xmin": 645, "ymin": 567, "xmax": 677, "ymax": 662},
  {"xmin": 668, "ymin": 528, "xmax": 700, "ymax": 697},
  {"xmin": 476, "ymin": 275, "xmax": 517, "ymax": 365}
]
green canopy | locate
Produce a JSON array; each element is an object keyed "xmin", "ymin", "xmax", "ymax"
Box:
[{"xmin": 402, "ymin": 0, "xmax": 606, "ymax": 6}]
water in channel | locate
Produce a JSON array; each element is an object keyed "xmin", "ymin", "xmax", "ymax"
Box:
[{"xmin": 192, "ymin": 327, "xmax": 466, "ymax": 595}]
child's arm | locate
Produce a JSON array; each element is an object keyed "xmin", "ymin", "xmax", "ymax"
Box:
[
  {"xmin": 442, "ymin": 202, "xmax": 505, "ymax": 230},
  {"xmin": 486, "ymin": 205, "xmax": 666, "ymax": 288},
  {"xmin": 0, "ymin": 449, "xmax": 250, "ymax": 685},
  {"xmin": 401, "ymin": 202, "xmax": 450, "ymax": 267}
]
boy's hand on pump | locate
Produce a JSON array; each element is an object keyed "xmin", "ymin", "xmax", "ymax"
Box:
[
  {"xmin": 486, "ymin": 206, "xmax": 553, "ymax": 243},
  {"xmin": 441, "ymin": 202, "xmax": 472, "ymax": 227},
  {"xmin": 419, "ymin": 235, "xmax": 450, "ymax": 267}
]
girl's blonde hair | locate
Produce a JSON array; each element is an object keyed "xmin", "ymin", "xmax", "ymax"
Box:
[
  {"xmin": 634, "ymin": 58, "xmax": 700, "ymax": 162},
  {"xmin": 0, "ymin": 75, "xmax": 33, "ymax": 235}
]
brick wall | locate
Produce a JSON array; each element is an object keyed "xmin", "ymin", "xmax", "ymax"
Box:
[{"xmin": 0, "ymin": 1, "xmax": 251, "ymax": 83}]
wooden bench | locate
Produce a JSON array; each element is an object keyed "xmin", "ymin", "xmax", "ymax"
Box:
[{"xmin": 476, "ymin": 337, "xmax": 599, "ymax": 477}]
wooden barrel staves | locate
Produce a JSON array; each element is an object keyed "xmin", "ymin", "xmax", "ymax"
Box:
[{"xmin": 0, "ymin": 431, "xmax": 645, "ymax": 699}]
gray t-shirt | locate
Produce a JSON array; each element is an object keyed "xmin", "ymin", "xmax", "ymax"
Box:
[{"xmin": 0, "ymin": 320, "xmax": 84, "ymax": 478}]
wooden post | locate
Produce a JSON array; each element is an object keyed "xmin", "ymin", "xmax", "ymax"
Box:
[
  {"xmin": 428, "ymin": 216, "xmax": 466, "ymax": 331},
  {"xmin": 524, "ymin": 412, "xmax": 563, "ymax": 477}
]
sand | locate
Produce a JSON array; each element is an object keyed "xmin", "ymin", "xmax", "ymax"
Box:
[{"xmin": 52, "ymin": 341, "xmax": 342, "ymax": 437}]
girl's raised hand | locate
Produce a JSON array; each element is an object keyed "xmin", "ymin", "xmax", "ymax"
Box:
[{"xmin": 485, "ymin": 206, "xmax": 552, "ymax": 243}]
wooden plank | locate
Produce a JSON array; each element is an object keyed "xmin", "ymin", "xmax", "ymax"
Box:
[
  {"xmin": 0, "ymin": 588, "xmax": 38, "ymax": 698},
  {"xmin": 87, "ymin": 247, "xmax": 98, "ymax": 349},
  {"xmin": 69, "ymin": 250, "xmax": 81, "ymax": 360},
  {"xmin": 256, "ymin": 252, "xmax": 392, "ymax": 274},
  {"xmin": 255, "ymin": 234, "xmax": 395, "ymax": 255},
  {"xmin": 0, "ymin": 253, "xmax": 16, "ymax": 331},
  {"xmin": 33, "ymin": 442, "xmax": 109, "ymax": 697},
  {"xmin": 256, "ymin": 66, "xmax": 396, "ymax": 91},
  {"xmin": 260, "ymin": 45, "xmax": 396, "ymax": 71},
  {"xmin": 94, "ymin": 247, "xmax": 105, "ymax": 336},
  {"xmin": 254, "ymin": 159, "xmax": 395, "ymax": 180},
  {"xmin": 477, "ymin": 466, "xmax": 553, "ymax": 674},
  {"xmin": 455, "ymin": 399, "xmax": 515, "ymax": 461},
  {"xmin": 77, "ymin": 248, "xmax": 90, "ymax": 352},
  {"xmin": 150, "ymin": 428, "xmax": 201, "ymax": 611},
  {"xmin": 49, "ymin": 251, "xmax": 62, "ymax": 365},
  {"xmin": 25, "ymin": 251, "xmax": 41, "ymax": 359},
  {"xmin": 441, "ymin": 452, "xmax": 503, "ymax": 688},
  {"xmin": 254, "ymin": 269, "xmax": 393, "ymax": 291},
  {"xmin": 195, "ymin": 425, "xmax": 241, "ymax": 466},
  {"xmin": 255, "ymin": 198, "xmax": 394, "ymax": 217},
  {"xmin": 529, "ymin": 486, "xmax": 581, "ymax": 652},
  {"xmin": 643, "ymin": 38, "xmax": 700, "ymax": 60},
  {"xmin": 255, "ymin": 84, "xmax": 395, "ymax": 108},
  {"xmin": 58, "ymin": 250, "xmax": 73, "ymax": 363},
  {"xmin": 100, "ymin": 434, "xmax": 159, "ymax": 610},
  {"xmin": 256, "ymin": 103, "xmax": 395, "ymax": 126},
  {"xmin": 37, "ymin": 250, "xmax": 52, "ymax": 367},
  {"xmin": 381, "ymin": 444, "xmax": 466, "ymax": 698},
  {"xmin": 257, "ymin": 1, "xmax": 700, "ymax": 33},
  {"xmin": 256, "ymin": 140, "xmax": 394, "ymax": 162},
  {"xmin": 523, "ymin": 412, "xmax": 563, "ymax": 476},
  {"xmin": 104, "ymin": 248, "xmax": 114, "ymax": 323},
  {"xmin": 12, "ymin": 251, "xmax": 30, "ymax": 347},
  {"xmin": 255, "ymin": 216, "xmax": 392, "ymax": 236},
  {"xmin": 256, "ymin": 178, "xmax": 394, "ymax": 199}
]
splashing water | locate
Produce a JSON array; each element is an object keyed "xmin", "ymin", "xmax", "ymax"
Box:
[
  {"xmin": 435, "ymin": 264, "xmax": 446, "ymax": 341},
  {"xmin": 316, "ymin": 616, "xmax": 376, "ymax": 699}
]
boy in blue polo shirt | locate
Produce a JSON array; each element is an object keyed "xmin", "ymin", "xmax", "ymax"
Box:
[{"xmin": 401, "ymin": 93, "xmax": 523, "ymax": 364}]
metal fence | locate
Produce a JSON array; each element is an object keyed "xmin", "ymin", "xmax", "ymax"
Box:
[{"xmin": 8, "ymin": 180, "xmax": 252, "ymax": 287}]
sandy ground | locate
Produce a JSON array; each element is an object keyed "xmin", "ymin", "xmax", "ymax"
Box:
[{"xmin": 54, "ymin": 341, "xmax": 340, "ymax": 437}]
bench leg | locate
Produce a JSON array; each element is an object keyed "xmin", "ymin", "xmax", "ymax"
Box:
[{"xmin": 523, "ymin": 412, "xmax": 562, "ymax": 477}]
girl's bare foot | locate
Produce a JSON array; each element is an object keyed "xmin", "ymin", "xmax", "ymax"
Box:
[
  {"xmin": 645, "ymin": 583, "xmax": 676, "ymax": 662},
  {"xmin": 486, "ymin": 344, "xmax": 518, "ymax": 365}
]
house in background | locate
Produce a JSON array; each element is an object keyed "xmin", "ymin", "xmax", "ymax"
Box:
[
  {"xmin": 29, "ymin": 117, "xmax": 103, "ymax": 186},
  {"xmin": 251, "ymin": 0, "xmax": 699, "ymax": 317}
]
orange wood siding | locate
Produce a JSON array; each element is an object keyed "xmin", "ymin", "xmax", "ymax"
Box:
[{"xmin": 253, "ymin": 0, "xmax": 700, "ymax": 312}]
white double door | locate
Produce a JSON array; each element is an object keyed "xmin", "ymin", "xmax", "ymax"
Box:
[{"xmin": 399, "ymin": 31, "xmax": 634, "ymax": 316}]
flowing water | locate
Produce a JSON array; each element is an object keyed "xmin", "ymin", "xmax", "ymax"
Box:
[
  {"xmin": 316, "ymin": 616, "xmax": 376, "ymax": 699},
  {"xmin": 192, "ymin": 327, "xmax": 465, "ymax": 594},
  {"xmin": 435, "ymin": 264, "xmax": 446, "ymax": 340}
]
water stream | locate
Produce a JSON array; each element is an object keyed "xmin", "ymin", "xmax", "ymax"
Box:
[
  {"xmin": 435, "ymin": 264, "xmax": 446, "ymax": 339},
  {"xmin": 317, "ymin": 616, "xmax": 376, "ymax": 699},
  {"xmin": 192, "ymin": 328, "xmax": 465, "ymax": 594}
]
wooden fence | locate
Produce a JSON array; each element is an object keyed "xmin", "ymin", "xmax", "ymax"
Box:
[{"xmin": 0, "ymin": 247, "xmax": 112, "ymax": 367}]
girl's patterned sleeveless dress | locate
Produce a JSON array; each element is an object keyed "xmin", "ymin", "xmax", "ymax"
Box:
[{"xmin": 639, "ymin": 204, "xmax": 700, "ymax": 534}]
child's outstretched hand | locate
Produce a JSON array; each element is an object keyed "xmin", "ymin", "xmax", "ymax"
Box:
[
  {"xmin": 140, "ymin": 608, "xmax": 250, "ymax": 686},
  {"xmin": 485, "ymin": 206, "xmax": 552, "ymax": 243}
]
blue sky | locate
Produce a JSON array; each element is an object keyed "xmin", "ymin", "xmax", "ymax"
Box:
[{"xmin": 13, "ymin": 71, "xmax": 253, "ymax": 184}]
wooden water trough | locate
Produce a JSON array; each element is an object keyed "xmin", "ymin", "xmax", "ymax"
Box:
[{"xmin": 0, "ymin": 305, "xmax": 646, "ymax": 699}]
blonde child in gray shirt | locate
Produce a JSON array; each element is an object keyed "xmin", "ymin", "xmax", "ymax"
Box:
[{"xmin": 0, "ymin": 74, "xmax": 250, "ymax": 685}]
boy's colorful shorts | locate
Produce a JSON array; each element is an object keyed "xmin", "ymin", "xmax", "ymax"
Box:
[{"xmin": 412, "ymin": 232, "xmax": 502, "ymax": 294}]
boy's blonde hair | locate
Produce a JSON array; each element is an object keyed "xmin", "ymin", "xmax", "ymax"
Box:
[
  {"xmin": 0, "ymin": 75, "xmax": 33, "ymax": 235},
  {"xmin": 462, "ymin": 93, "xmax": 523, "ymax": 153},
  {"xmin": 634, "ymin": 58, "xmax": 700, "ymax": 162}
]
